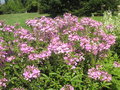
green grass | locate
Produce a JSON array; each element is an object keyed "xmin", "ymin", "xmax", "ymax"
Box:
[
  {"xmin": 0, "ymin": 13, "xmax": 49, "ymax": 28},
  {"xmin": 0, "ymin": 13, "xmax": 105, "ymax": 28},
  {"xmin": 92, "ymin": 16, "xmax": 103, "ymax": 22}
]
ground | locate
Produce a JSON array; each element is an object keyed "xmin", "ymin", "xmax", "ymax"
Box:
[
  {"xmin": 0, "ymin": 13, "xmax": 49, "ymax": 28},
  {"xmin": 0, "ymin": 13, "xmax": 103, "ymax": 28}
]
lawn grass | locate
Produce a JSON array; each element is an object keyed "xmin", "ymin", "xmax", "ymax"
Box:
[
  {"xmin": 0, "ymin": 13, "xmax": 49, "ymax": 28},
  {"xmin": 91, "ymin": 16, "xmax": 103, "ymax": 22},
  {"xmin": 0, "ymin": 13, "xmax": 104, "ymax": 28}
]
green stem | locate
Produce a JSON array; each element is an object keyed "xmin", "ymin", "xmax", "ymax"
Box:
[{"xmin": 91, "ymin": 54, "xmax": 95, "ymax": 67}]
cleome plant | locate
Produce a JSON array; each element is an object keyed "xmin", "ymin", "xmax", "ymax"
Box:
[{"xmin": 0, "ymin": 13, "xmax": 120, "ymax": 90}]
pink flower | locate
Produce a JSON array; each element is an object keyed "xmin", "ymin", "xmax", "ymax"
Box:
[
  {"xmin": 68, "ymin": 34, "xmax": 80, "ymax": 41},
  {"xmin": 23, "ymin": 65, "xmax": 40, "ymax": 80},
  {"xmin": 2, "ymin": 25, "xmax": 14, "ymax": 32},
  {"xmin": 106, "ymin": 24, "xmax": 114, "ymax": 29},
  {"xmin": 88, "ymin": 66, "xmax": 112, "ymax": 82},
  {"xmin": 80, "ymin": 17, "xmax": 102, "ymax": 28},
  {"xmin": 28, "ymin": 53, "xmax": 39, "ymax": 60},
  {"xmin": 48, "ymin": 37, "xmax": 73, "ymax": 54},
  {"xmin": 113, "ymin": 61, "xmax": 120, "ymax": 67},
  {"xmin": 64, "ymin": 53, "xmax": 85, "ymax": 68},
  {"xmin": 38, "ymin": 50, "xmax": 51, "ymax": 60},
  {"xmin": 0, "ymin": 78, "xmax": 8, "ymax": 87},
  {"xmin": 14, "ymin": 28, "xmax": 36, "ymax": 41},
  {"xmin": 19, "ymin": 43, "xmax": 34, "ymax": 54},
  {"xmin": 60, "ymin": 85, "xmax": 74, "ymax": 90},
  {"xmin": 0, "ymin": 44, "xmax": 5, "ymax": 50},
  {"xmin": 6, "ymin": 56, "xmax": 15, "ymax": 62}
]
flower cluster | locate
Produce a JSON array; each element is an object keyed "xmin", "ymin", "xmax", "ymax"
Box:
[
  {"xmin": 88, "ymin": 66, "xmax": 112, "ymax": 82},
  {"xmin": 80, "ymin": 30, "xmax": 116, "ymax": 55},
  {"xmin": 6, "ymin": 56, "xmax": 15, "ymax": 62},
  {"xmin": 68, "ymin": 34, "xmax": 80, "ymax": 41},
  {"xmin": 28, "ymin": 50, "xmax": 51, "ymax": 60},
  {"xmin": 0, "ymin": 42, "xmax": 8, "ymax": 65},
  {"xmin": 113, "ymin": 61, "xmax": 120, "ymax": 67},
  {"xmin": 19, "ymin": 43, "xmax": 34, "ymax": 54},
  {"xmin": 48, "ymin": 42, "xmax": 73, "ymax": 54},
  {"xmin": 64, "ymin": 53, "xmax": 85, "ymax": 69},
  {"xmin": 106, "ymin": 24, "xmax": 114, "ymax": 30},
  {"xmin": 2, "ymin": 25, "xmax": 14, "ymax": 32},
  {"xmin": 23, "ymin": 65, "xmax": 40, "ymax": 80},
  {"xmin": 26, "ymin": 19, "xmax": 38, "ymax": 27},
  {"xmin": 80, "ymin": 17, "xmax": 102, "ymax": 28},
  {"xmin": 0, "ymin": 37, "xmax": 4, "ymax": 43},
  {"xmin": 0, "ymin": 78, "xmax": 8, "ymax": 87},
  {"xmin": 60, "ymin": 85, "xmax": 74, "ymax": 90},
  {"xmin": 14, "ymin": 28, "xmax": 36, "ymax": 41}
]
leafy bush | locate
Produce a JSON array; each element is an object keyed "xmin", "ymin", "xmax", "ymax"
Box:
[
  {"xmin": 101, "ymin": 11, "xmax": 120, "ymax": 57},
  {"xmin": 0, "ymin": 13, "xmax": 120, "ymax": 89},
  {"xmin": 39, "ymin": 0, "xmax": 119, "ymax": 16},
  {"xmin": 0, "ymin": 0, "xmax": 26, "ymax": 14}
]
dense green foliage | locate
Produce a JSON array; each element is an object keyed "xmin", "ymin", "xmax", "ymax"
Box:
[
  {"xmin": 0, "ymin": 0, "xmax": 120, "ymax": 16},
  {"xmin": 0, "ymin": 0, "xmax": 39, "ymax": 14},
  {"xmin": 39, "ymin": 0, "xmax": 120, "ymax": 16}
]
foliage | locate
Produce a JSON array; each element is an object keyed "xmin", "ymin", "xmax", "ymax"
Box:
[
  {"xmin": 1, "ymin": 0, "xmax": 119, "ymax": 16},
  {"xmin": 0, "ymin": 0, "xmax": 25, "ymax": 14},
  {"xmin": 39, "ymin": 0, "xmax": 120, "ymax": 16},
  {"xmin": 101, "ymin": 11, "xmax": 120, "ymax": 57},
  {"xmin": 0, "ymin": 0, "xmax": 39, "ymax": 14}
]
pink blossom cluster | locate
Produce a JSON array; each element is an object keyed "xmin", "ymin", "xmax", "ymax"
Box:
[
  {"xmin": 24, "ymin": 13, "xmax": 116, "ymax": 67},
  {"xmin": 80, "ymin": 31, "xmax": 116, "ymax": 55},
  {"xmin": 28, "ymin": 50, "xmax": 51, "ymax": 60},
  {"xmin": 26, "ymin": 18, "xmax": 57, "ymax": 42},
  {"xmin": 0, "ymin": 37, "xmax": 16, "ymax": 64},
  {"xmin": 55, "ymin": 13, "xmax": 78, "ymax": 29},
  {"xmin": 38, "ymin": 50, "xmax": 51, "ymax": 60},
  {"xmin": 19, "ymin": 43, "xmax": 34, "ymax": 54},
  {"xmin": 28, "ymin": 53, "xmax": 40, "ymax": 60},
  {"xmin": 0, "ymin": 43, "xmax": 8, "ymax": 65},
  {"xmin": 60, "ymin": 85, "xmax": 74, "ymax": 90},
  {"xmin": 2, "ymin": 25, "xmax": 14, "ymax": 32},
  {"xmin": 6, "ymin": 56, "xmax": 15, "ymax": 62},
  {"xmin": 26, "ymin": 19, "xmax": 38, "ymax": 27},
  {"xmin": 106, "ymin": 24, "xmax": 114, "ymax": 29},
  {"xmin": 0, "ymin": 37, "xmax": 4, "ymax": 43},
  {"xmin": 113, "ymin": 61, "xmax": 120, "ymax": 67},
  {"xmin": 0, "ymin": 78, "xmax": 8, "ymax": 87},
  {"xmin": 64, "ymin": 53, "xmax": 85, "ymax": 69},
  {"xmin": 68, "ymin": 34, "xmax": 80, "ymax": 41},
  {"xmin": 80, "ymin": 17, "xmax": 102, "ymax": 28},
  {"xmin": 88, "ymin": 66, "xmax": 112, "ymax": 82},
  {"xmin": 23, "ymin": 65, "xmax": 40, "ymax": 80},
  {"xmin": 0, "ymin": 44, "xmax": 5, "ymax": 50},
  {"xmin": 27, "ymin": 16, "xmax": 57, "ymax": 33},
  {"xmin": 48, "ymin": 37, "xmax": 73, "ymax": 54},
  {"xmin": 14, "ymin": 28, "xmax": 36, "ymax": 41}
]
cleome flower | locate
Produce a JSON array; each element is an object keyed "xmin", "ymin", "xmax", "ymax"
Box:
[
  {"xmin": 88, "ymin": 66, "xmax": 112, "ymax": 82},
  {"xmin": 23, "ymin": 65, "xmax": 40, "ymax": 81}
]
